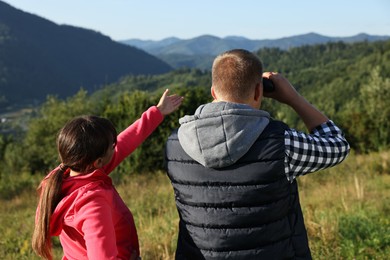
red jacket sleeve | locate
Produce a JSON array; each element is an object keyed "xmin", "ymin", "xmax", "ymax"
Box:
[{"xmin": 103, "ymin": 106, "xmax": 164, "ymax": 174}]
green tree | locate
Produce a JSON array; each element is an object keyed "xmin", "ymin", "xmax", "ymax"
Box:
[
  {"xmin": 102, "ymin": 91, "xmax": 153, "ymax": 178},
  {"xmin": 23, "ymin": 90, "xmax": 101, "ymax": 174},
  {"xmin": 102, "ymin": 87, "xmax": 211, "ymax": 179},
  {"xmin": 360, "ymin": 67, "xmax": 390, "ymax": 150}
]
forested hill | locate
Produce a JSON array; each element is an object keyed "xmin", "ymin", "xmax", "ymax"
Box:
[
  {"xmin": 0, "ymin": 1, "xmax": 172, "ymax": 110},
  {"xmin": 0, "ymin": 39, "xmax": 388, "ymax": 176}
]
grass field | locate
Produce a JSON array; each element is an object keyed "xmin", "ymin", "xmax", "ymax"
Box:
[{"xmin": 0, "ymin": 151, "xmax": 389, "ymax": 259}]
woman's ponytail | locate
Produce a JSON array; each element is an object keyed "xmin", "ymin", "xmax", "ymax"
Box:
[{"xmin": 32, "ymin": 165, "xmax": 66, "ymax": 260}]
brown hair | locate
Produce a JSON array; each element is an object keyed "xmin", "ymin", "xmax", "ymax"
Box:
[
  {"xmin": 212, "ymin": 49, "xmax": 263, "ymax": 102},
  {"xmin": 32, "ymin": 115, "xmax": 117, "ymax": 260}
]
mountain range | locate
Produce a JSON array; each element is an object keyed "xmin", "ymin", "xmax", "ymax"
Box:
[
  {"xmin": 122, "ymin": 33, "xmax": 390, "ymax": 69},
  {"xmin": 0, "ymin": 1, "xmax": 172, "ymax": 111},
  {"xmin": 1, "ymin": 0, "xmax": 389, "ymax": 112}
]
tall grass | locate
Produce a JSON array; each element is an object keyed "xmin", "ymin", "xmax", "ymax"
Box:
[
  {"xmin": 116, "ymin": 173, "xmax": 179, "ymax": 259},
  {"xmin": 0, "ymin": 151, "xmax": 389, "ymax": 259},
  {"xmin": 299, "ymin": 151, "xmax": 390, "ymax": 259}
]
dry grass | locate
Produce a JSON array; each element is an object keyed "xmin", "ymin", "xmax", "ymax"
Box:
[
  {"xmin": 116, "ymin": 172, "xmax": 179, "ymax": 260},
  {"xmin": 0, "ymin": 151, "xmax": 389, "ymax": 259},
  {"xmin": 299, "ymin": 151, "xmax": 390, "ymax": 259}
]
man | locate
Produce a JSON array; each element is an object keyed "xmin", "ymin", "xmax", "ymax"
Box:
[{"xmin": 165, "ymin": 49, "xmax": 350, "ymax": 259}]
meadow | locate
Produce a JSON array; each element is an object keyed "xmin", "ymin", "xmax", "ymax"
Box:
[{"xmin": 0, "ymin": 150, "xmax": 389, "ymax": 259}]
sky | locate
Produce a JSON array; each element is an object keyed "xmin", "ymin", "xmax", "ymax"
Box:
[{"xmin": 4, "ymin": 0, "xmax": 390, "ymax": 41}]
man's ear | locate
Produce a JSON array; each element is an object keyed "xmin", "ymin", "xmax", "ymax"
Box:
[
  {"xmin": 93, "ymin": 158, "xmax": 103, "ymax": 169},
  {"xmin": 254, "ymin": 83, "xmax": 262, "ymax": 102},
  {"xmin": 211, "ymin": 86, "xmax": 218, "ymax": 100}
]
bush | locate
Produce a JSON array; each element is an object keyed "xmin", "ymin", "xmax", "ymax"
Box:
[{"xmin": 339, "ymin": 211, "xmax": 390, "ymax": 259}]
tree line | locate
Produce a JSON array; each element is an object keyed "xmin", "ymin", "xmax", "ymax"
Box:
[{"xmin": 0, "ymin": 40, "xmax": 389, "ymax": 194}]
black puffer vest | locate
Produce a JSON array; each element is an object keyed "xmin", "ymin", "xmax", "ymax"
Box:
[{"xmin": 165, "ymin": 120, "xmax": 312, "ymax": 259}]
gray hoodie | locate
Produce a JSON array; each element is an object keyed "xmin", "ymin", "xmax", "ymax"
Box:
[{"xmin": 178, "ymin": 101, "xmax": 270, "ymax": 168}]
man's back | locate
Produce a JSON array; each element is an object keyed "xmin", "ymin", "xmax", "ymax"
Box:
[
  {"xmin": 165, "ymin": 102, "xmax": 312, "ymax": 259},
  {"xmin": 165, "ymin": 49, "xmax": 349, "ymax": 259}
]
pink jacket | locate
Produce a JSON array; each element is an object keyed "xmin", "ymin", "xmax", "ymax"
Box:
[{"xmin": 39, "ymin": 106, "xmax": 163, "ymax": 259}]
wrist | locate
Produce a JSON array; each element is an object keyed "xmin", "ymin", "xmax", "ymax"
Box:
[
  {"xmin": 156, "ymin": 105, "xmax": 167, "ymax": 117},
  {"xmin": 287, "ymin": 94, "xmax": 306, "ymax": 109}
]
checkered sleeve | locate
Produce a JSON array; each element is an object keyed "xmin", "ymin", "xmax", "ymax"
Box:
[{"xmin": 284, "ymin": 120, "xmax": 350, "ymax": 182}]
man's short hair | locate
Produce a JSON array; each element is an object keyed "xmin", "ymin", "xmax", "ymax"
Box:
[{"xmin": 212, "ymin": 49, "xmax": 263, "ymax": 102}]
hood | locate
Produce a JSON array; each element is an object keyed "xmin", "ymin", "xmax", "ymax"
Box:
[{"xmin": 178, "ymin": 102, "xmax": 270, "ymax": 168}]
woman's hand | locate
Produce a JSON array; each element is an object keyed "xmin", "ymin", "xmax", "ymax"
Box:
[{"xmin": 157, "ymin": 89, "xmax": 184, "ymax": 116}]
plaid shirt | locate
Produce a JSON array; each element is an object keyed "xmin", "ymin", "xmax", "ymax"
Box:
[{"xmin": 284, "ymin": 120, "xmax": 350, "ymax": 182}]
